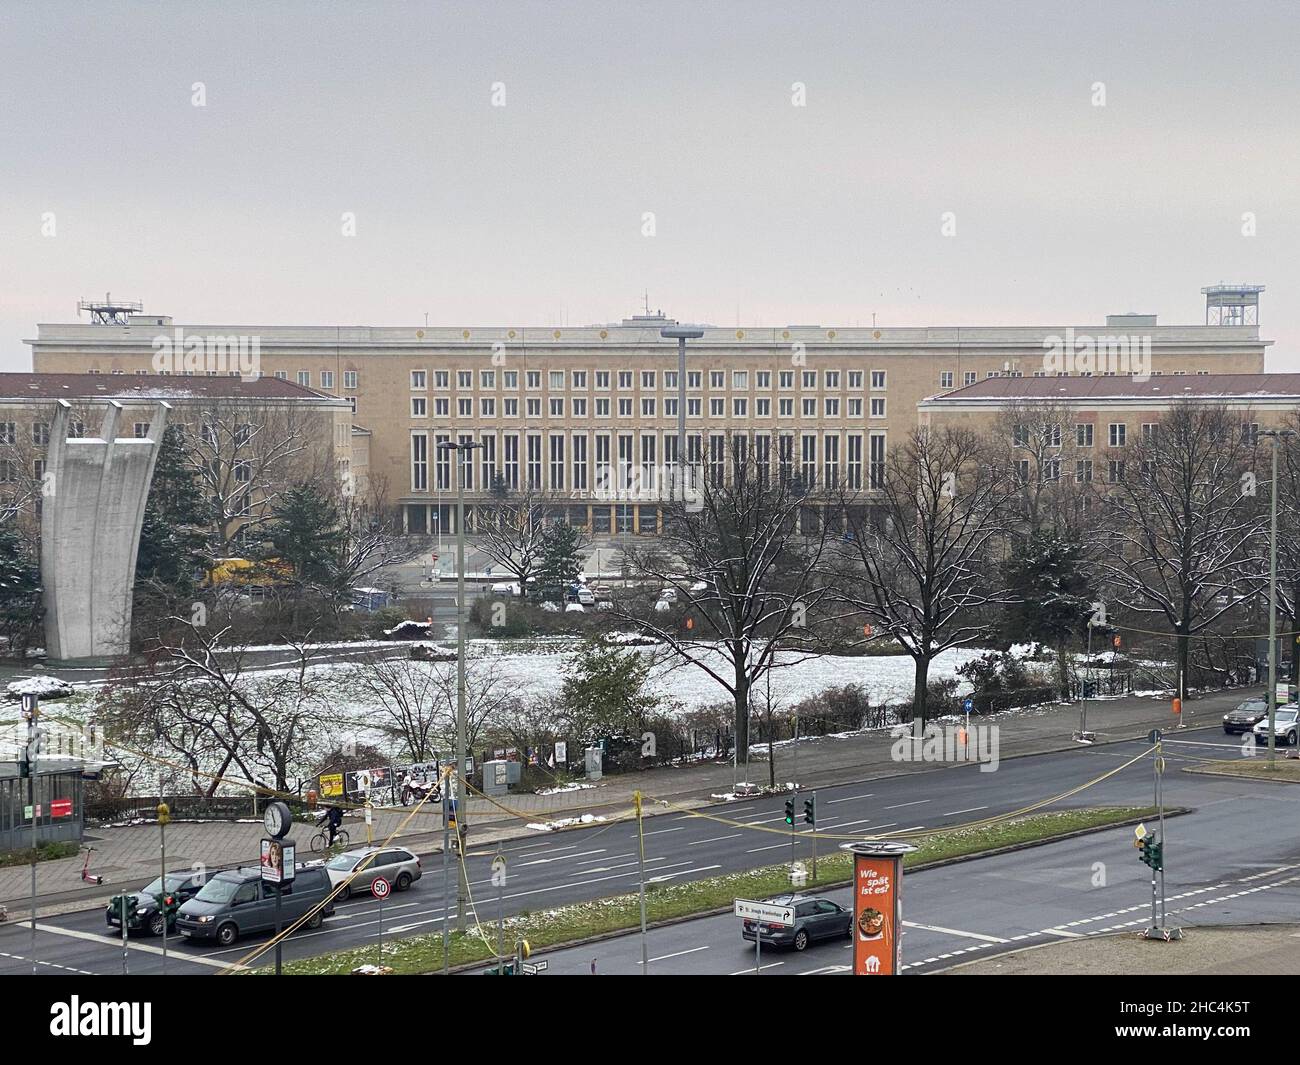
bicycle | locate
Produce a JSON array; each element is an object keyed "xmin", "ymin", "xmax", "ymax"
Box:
[{"xmin": 310, "ymin": 825, "xmax": 350, "ymax": 853}]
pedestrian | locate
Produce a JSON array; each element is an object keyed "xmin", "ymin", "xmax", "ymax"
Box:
[{"xmin": 589, "ymin": 958, "xmax": 597, "ymax": 975}]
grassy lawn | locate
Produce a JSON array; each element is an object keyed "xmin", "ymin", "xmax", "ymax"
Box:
[
  {"xmin": 275, "ymin": 804, "xmax": 1150, "ymax": 975},
  {"xmin": 1187, "ymin": 756, "xmax": 1300, "ymax": 783},
  {"xmin": 0, "ymin": 840, "xmax": 80, "ymax": 868}
]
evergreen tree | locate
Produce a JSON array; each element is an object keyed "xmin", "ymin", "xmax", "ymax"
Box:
[
  {"xmin": 263, "ymin": 482, "xmax": 346, "ymax": 592},
  {"xmin": 136, "ymin": 424, "xmax": 210, "ymax": 598},
  {"xmin": 0, "ymin": 524, "xmax": 41, "ymax": 653},
  {"xmin": 535, "ymin": 520, "xmax": 585, "ymax": 594},
  {"xmin": 560, "ymin": 639, "xmax": 659, "ymax": 738},
  {"xmin": 1001, "ymin": 531, "xmax": 1094, "ymax": 697}
]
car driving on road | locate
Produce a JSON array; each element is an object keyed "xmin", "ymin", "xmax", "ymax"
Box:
[
  {"xmin": 1224, "ymin": 698, "xmax": 1270, "ymax": 734},
  {"xmin": 740, "ymin": 893, "xmax": 853, "ymax": 951},
  {"xmin": 325, "ymin": 846, "xmax": 422, "ymax": 899},
  {"xmin": 1252, "ymin": 705, "xmax": 1300, "ymax": 746}
]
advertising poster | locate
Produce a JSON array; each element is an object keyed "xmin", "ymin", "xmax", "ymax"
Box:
[
  {"xmin": 852, "ymin": 852, "xmax": 900, "ymax": 975},
  {"xmin": 319, "ymin": 773, "xmax": 344, "ymax": 798}
]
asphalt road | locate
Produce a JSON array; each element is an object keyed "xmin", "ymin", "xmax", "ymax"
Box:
[{"xmin": 2, "ymin": 725, "xmax": 1289, "ymax": 975}]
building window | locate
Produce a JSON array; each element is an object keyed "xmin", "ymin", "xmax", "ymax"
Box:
[
  {"xmin": 411, "ymin": 434, "xmax": 429, "ymax": 491},
  {"xmin": 527, "ymin": 371, "xmax": 542, "ymax": 390},
  {"xmin": 802, "ymin": 370, "xmax": 816, "ymax": 390},
  {"xmin": 847, "ymin": 433, "xmax": 863, "ymax": 488},
  {"xmin": 572, "ymin": 433, "xmax": 588, "ymax": 490},
  {"xmin": 688, "ymin": 370, "xmax": 702, "ymax": 389},
  {"xmin": 710, "ymin": 371, "xmax": 725, "ymax": 390},
  {"xmin": 618, "ymin": 398, "xmax": 633, "ymax": 417},
  {"xmin": 274, "ymin": 370, "xmax": 288, "ymax": 381},
  {"xmin": 757, "ymin": 371, "xmax": 771, "ymax": 389},
  {"xmin": 572, "ymin": 397, "xmax": 587, "ymax": 417},
  {"xmin": 733, "ymin": 370, "xmax": 748, "ymax": 389},
  {"xmin": 435, "ymin": 434, "xmax": 451, "ymax": 490},
  {"xmin": 526, "ymin": 435, "xmax": 542, "ymax": 489},
  {"xmin": 663, "ymin": 398, "xmax": 677, "ymax": 417},
  {"xmin": 595, "ymin": 371, "xmax": 610, "ymax": 390},
  {"xmin": 481, "ymin": 370, "xmax": 496, "ymax": 389},
  {"xmin": 1108, "ymin": 460, "xmax": 1125, "ymax": 483},
  {"xmin": 687, "ymin": 398, "xmax": 701, "ymax": 418},
  {"xmin": 824, "ymin": 434, "xmax": 839, "ymax": 487},
  {"xmin": 642, "ymin": 371, "xmax": 656, "ymax": 389},
  {"xmin": 779, "ymin": 398, "xmax": 793, "ymax": 417},
  {"xmin": 711, "ymin": 398, "xmax": 726, "ymax": 417},
  {"xmin": 1076, "ymin": 424, "xmax": 1093, "ymax": 447},
  {"xmin": 1076, "ymin": 460, "xmax": 1092, "ymax": 483},
  {"xmin": 550, "ymin": 398, "xmax": 565, "ymax": 417},
  {"xmin": 642, "ymin": 398, "xmax": 656, "ymax": 417},
  {"xmin": 848, "ymin": 371, "xmax": 863, "ymax": 389},
  {"xmin": 756, "ymin": 398, "xmax": 770, "ymax": 417},
  {"xmin": 847, "ymin": 398, "xmax": 863, "ymax": 417},
  {"xmin": 870, "ymin": 371, "xmax": 886, "ymax": 389},
  {"xmin": 964, "ymin": 371, "xmax": 977, "ymax": 385},
  {"xmin": 870, "ymin": 397, "xmax": 886, "ymax": 418},
  {"xmin": 940, "ymin": 371, "xmax": 954, "ymax": 388},
  {"xmin": 869, "ymin": 432, "xmax": 886, "ymax": 489},
  {"xmin": 800, "ymin": 433, "xmax": 817, "ymax": 486},
  {"xmin": 411, "ymin": 370, "xmax": 427, "ymax": 390},
  {"xmin": 1109, "ymin": 423, "xmax": 1127, "ymax": 447},
  {"xmin": 320, "ymin": 370, "xmax": 334, "ymax": 389},
  {"xmin": 618, "ymin": 371, "xmax": 634, "ymax": 390},
  {"xmin": 733, "ymin": 396, "xmax": 749, "ymax": 418},
  {"xmin": 664, "ymin": 371, "xmax": 678, "ymax": 389},
  {"xmin": 572, "ymin": 371, "xmax": 587, "ymax": 390},
  {"xmin": 1242, "ymin": 423, "xmax": 1259, "ymax": 446},
  {"xmin": 297, "ymin": 371, "xmax": 311, "ymax": 387},
  {"xmin": 596, "ymin": 398, "xmax": 611, "ymax": 417},
  {"xmin": 503, "ymin": 370, "xmax": 518, "ymax": 389},
  {"xmin": 344, "ymin": 370, "xmax": 358, "ymax": 389},
  {"xmin": 411, "ymin": 398, "xmax": 427, "ymax": 418},
  {"xmin": 458, "ymin": 398, "xmax": 472, "ymax": 417},
  {"xmin": 1142, "ymin": 423, "xmax": 1159, "ymax": 443},
  {"xmin": 824, "ymin": 398, "xmax": 840, "ymax": 417},
  {"xmin": 503, "ymin": 433, "xmax": 520, "ymax": 489},
  {"xmin": 436, "ymin": 398, "xmax": 450, "ymax": 417},
  {"xmin": 481, "ymin": 398, "xmax": 495, "ymax": 417},
  {"xmin": 801, "ymin": 398, "xmax": 816, "ymax": 417},
  {"xmin": 549, "ymin": 434, "xmax": 565, "ymax": 490},
  {"xmin": 550, "ymin": 370, "xmax": 565, "ymax": 390}
]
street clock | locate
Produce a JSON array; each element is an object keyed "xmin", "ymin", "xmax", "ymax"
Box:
[{"xmin": 263, "ymin": 800, "xmax": 293, "ymax": 840}]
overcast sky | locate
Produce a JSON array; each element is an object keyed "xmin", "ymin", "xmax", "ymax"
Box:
[{"xmin": 1, "ymin": 0, "xmax": 1295, "ymax": 369}]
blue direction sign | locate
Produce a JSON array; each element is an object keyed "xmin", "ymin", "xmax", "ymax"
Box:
[{"xmin": 962, "ymin": 697, "xmax": 974, "ymax": 713}]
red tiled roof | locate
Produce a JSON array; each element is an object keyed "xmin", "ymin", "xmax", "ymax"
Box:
[
  {"xmin": 0, "ymin": 372, "xmax": 336, "ymax": 402},
  {"xmin": 926, "ymin": 372, "xmax": 1300, "ymax": 403}
]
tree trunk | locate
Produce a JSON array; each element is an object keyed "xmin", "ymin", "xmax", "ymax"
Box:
[
  {"xmin": 1056, "ymin": 642, "xmax": 1071, "ymax": 700},
  {"xmin": 766, "ymin": 708, "xmax": 776, "ymax": 790},
  {"xmin": 913, "ymin": 656, "xmax": 931, "ymax": 726},
  {"xmin": 734, "ymin": 666, "xmax": 751, "ymax": 766},
  {"xmin": 1177, "ymin": 629, "xmax": 1190, "ymax": 699}
]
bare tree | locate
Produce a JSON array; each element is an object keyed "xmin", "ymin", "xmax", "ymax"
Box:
[
  {"xmin": 1094, "ymin": 401, "xmax": 1267, "ymax": 692},
  {"xmin": 834, "ymin": 426, "xmax": 1016, "ymax": 724},
  {"xmin": 180, "ymin": 402, "xmax": 326, "ymax": 557},
  {"xmin": 333, "ymin": 471, "xmax": 424, "ymax": 590},
  {"xmin": 133, "ymin": 619, "xmax": 338, "ymax": 793},
  {"xmin": 475, "ymin": 483, "xmax": 549, "ymax": 590},
  {"xmin": 615, "ymin": 448, "xmax": 839, "ymax": 760}
]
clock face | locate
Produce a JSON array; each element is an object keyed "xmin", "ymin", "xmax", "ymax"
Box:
[{"xmin": 263, "ymin": 802, "xmax": 290, "ymax": 838}]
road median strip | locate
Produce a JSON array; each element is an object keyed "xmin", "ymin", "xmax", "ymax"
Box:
[{"xmin": 273, "ymin": 804, "xmax": 1156, "ymax": 975}]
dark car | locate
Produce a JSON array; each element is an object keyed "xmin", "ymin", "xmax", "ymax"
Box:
[
  {"xmin": 740, "ymin": 894, "xmax": 853, "ymax": 952},
  {"xmin": 106, "ymin": 870, "xmax": 210, "ymax": 936},
  {"xmin": 1224, "ymin": 698, "xmax": 1270, "ymax": 734},
  {"xmin": 174, "ymin": 865, "xmax": 335, "ymax": 947}
]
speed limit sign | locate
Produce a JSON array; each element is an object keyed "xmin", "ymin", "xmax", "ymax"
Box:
[{"xmin": 371, "ymin": 877, "xmax": 391, "ymax": 900}]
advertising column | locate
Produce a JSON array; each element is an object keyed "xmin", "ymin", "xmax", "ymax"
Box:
[{"xmin": 842, "ymin": 841, "xmax": 916, "ymax": 975}]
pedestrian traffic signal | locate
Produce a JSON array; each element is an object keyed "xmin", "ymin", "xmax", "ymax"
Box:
[
  {"xmin": 803, "ymin": 795, "xmax": 816, "ymax": 826},
  {"xmin": 784, "ymin": 799, "xmax": 795, "ymax": 825}
]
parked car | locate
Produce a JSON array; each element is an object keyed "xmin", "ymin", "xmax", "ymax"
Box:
[
  {"xmin": 1224, "ymin": 698, "xmax": 1270, "ymax": 734},
  {"xmin": 490, "ymin": 581, "xmax": 521, "ymax": 597},
  {"xmin": 1252, "ymin": 705, "xmax": 1300, "ymax": 746},
  {"xmin": 740, "ymin": 893, "xmax": 853, "ymax": 952},
  {"xmin": 325, "ymin": 846, "xmax": 423, "ymax": 899},
  {"xmin": 106, "ymin": 869, "xmax": 210, "ymax": 936},
  {"xmin": 174, "ymin": 865, "xmax": 335, "ymax": 947},
  {"xmin": 565, "ymin": 602, "xmax": 586, "ymax": 613}
]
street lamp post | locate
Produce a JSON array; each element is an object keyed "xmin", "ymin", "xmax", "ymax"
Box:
[
  {"xmin": 661, "ymin": 326, "xmax": 703, "ymax": 501},
  {"xmin": 437, "ymin": 439, "xmax": 484, "ymax": 930},
  {"xmin": 1260, "ymin": 428, "xmax": 1296, "ymax": 768}
]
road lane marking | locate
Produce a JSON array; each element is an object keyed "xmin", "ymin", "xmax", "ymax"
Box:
[
  {"xmin": 642, "ymin": 827, "xmax": 686, "ymax": 837},
  {"xmin": 731, "ymin": 961, "xmax": 786, "ymax": 973},
  {"xmin": 747, "ymin": 842, "xmax": 793, "ymax": 854},
  {"xmin": 646, "ymin": 864, "xmax": 720, "ymax": 884},
  {"xmin": 641, "ymin": 945, "xmax": 709, "ymax": 964},
  {"xmin": 689, "ymin": 833, "xmax": 742, "ymax": 846},
  {"xmin": 515, "ymin": 848, "xmax": 607, "ymax": 867},
  {"xmin": 0, "ymin": 950, "xmax": 94, "ymax": 975},
  {"xmin": 826, "ymin": 793, "xmax": 874, "ymax": 804},
  {"xmin": 903, "ymin": 921, "xmax": 1008, "ymax": 944},
  {"xmin": 23, "ymin": 922, "xmax": 246, "ymax": 970},
  {"xmin": 942, "ymin": 806, "xmax": 989, "ymax": 816},
  {"xmin": 884, "ymin": 799, "xmax": 929, "ymax": 810},
  {"xmin": 834, "ymin": 818, "xmax": 872, "ymax": 830}
]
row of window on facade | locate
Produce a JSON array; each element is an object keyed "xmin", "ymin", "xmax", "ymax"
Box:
[
  {"xmin": 406, "ymin": 394, "xmax": 889, "ymax": 420},
  {"xmin": 1017, "ymin": 458, "xmax": 1190, "ymax": 485},
  {"xmin": 407, "ymin": 431, "xmax": 889, "ymax": 495},
  {"xmin": 1013, "ymin": 421, "xmax": 1264, "ymax": 449}
]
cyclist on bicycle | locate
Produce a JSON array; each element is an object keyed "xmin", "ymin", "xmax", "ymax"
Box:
[{"xmin": 325, "ymin": 805, "xmax": 343, "ymax": 846}]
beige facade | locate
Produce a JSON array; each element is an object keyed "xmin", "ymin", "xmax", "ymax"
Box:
[{"xmin": 27, "ymin": 310, "xmax": 1269, "ymax": 535}]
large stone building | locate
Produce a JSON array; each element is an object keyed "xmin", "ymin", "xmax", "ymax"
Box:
[{"xmin": 26, "ymin": 290, "xmax": 1270, "ymax": 535}]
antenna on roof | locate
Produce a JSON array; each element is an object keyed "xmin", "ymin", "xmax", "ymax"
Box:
[{"xmin": 77, "ymin": 292, "xmax": 143, "ymax": 325}]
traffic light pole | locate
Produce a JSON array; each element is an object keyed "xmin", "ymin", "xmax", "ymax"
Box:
[
  {"xmin": 25, "ymin": 695, "xmax": 38, "ymax": 976},
  {"xmin": 441, "ymin": 769, "xmax": 451, "ymax": 975}
]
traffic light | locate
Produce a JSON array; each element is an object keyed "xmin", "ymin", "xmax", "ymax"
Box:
[
  {"xmin": 1138, "ymin": 836, "xmax": 1164, "ymax": 872},
  {"xmin": 803, "ymin": 795, "xmax": 816, "ymax": 826},
  {"xmin": 784, "ymin": 798, "xmax": 795, "ymax": 826}
]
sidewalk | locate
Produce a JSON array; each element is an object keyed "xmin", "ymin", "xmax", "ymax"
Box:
[
  {"xmin": 946, "ymin": 924, "xmax": 1300, "ymax": 975},
  {"xmin": 0, "ymin": 687, "xmax": 1237, "ymax": 915}
]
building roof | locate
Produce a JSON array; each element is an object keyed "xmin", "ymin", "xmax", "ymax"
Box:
[
  {"xmin": 0, "ymin": 372, "xmax": 340, "ymax": 404},
  {"xmin": 922, "ymin": 372, "xmax": 1300, "ymax": 407}
]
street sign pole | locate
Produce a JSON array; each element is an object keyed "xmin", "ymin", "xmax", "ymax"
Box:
[
  {"xmin": 441, "ymin": 767, "xmax": 451, "ymax": 975},
  {"xmin": 634, "ymin": 791, "xmax": 649, "ymax": 974},
  {"xmin": 159, "ymin": 809, "xmax": 168, "ymax": 973},
  {"xmin": 490, "ymin": 851, "xmax": 507, "ymax": 974},
  {"xmin": 274, "ymin": 883, "xmax": 283, "ymax": 976},
  {"xmin": 22, "ymin": 693, "xmax": 39, "ymax": 975},
  {"xmin": 810, "ymin": 792, "xmax": 818, "ymax": 880}
]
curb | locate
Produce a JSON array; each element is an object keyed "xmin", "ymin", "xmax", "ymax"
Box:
[{"xmin": 414, "ymin": 806, "xmax": 1178, "ymax": 974}]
